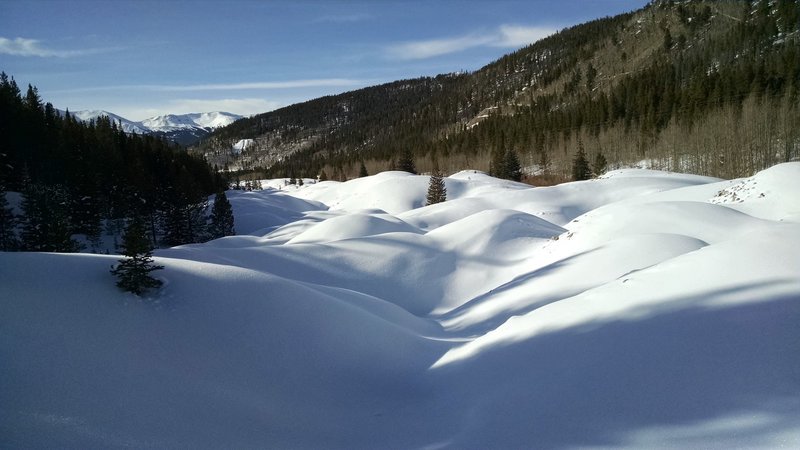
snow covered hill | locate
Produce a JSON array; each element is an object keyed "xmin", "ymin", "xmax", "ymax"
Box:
[{"xmin": 2, "ymin": 164, "xmax": 799, "ymax": 448}]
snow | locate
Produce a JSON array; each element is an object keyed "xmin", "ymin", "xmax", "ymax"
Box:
[
  {"xmin": 2, "ymin": 163, "xmax": 799, "ymax": 448},
  {"xmin": 67, "ymin": 109, "xmax": 150, "ymax": 134},
  {"xmin": 141, "ymin": 111, "xmax": 241, "ymax": 132},
  {"xmin": 231, "ymin": 138, "xmax": 253, "ymax": 154},
  {"xmin": 63, "ymin": 110, "xmax": 241, "ymax": 134}
]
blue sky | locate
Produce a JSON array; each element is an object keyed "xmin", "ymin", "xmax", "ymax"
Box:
[{"xmin": 1, "ymin": 0, "xmax": 648, "ymax": 120}]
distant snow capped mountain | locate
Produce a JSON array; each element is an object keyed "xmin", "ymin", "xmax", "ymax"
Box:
[
  {"xmin": 61, "ymin": 110, "xmax": 242, "ymax": 145},
  {"xmin": 140, "ymin": 111, "xmax": 242, "ymax": 133},
  {"xmin": 66, "ymin": 110, "xmax": 151, "ymax": 134}
]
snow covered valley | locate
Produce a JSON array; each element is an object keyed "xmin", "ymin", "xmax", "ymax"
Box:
[{"xmin": 2, "ymin": 164, "xmax": 799, "ymax": 448}]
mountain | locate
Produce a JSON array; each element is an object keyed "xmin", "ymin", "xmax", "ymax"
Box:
[
  {"xmin": 141, "ymin": 111, "xmax": 242, "ymax": 132},
  {"xmin": 64, "ymin": 109, "xmax": 242, "ymax": 146},
  {"xmin": 66, "ymin": 109, "xmax": 150, "ymax": 135},
  {"xmin": 192, "ymin": 0, "xmax": 800, "ymax": 180}
]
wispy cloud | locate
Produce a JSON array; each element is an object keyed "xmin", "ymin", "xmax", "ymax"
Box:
[
  {"xmin": 49, "ymin": 78, "xmax": 365, "ymax": 94},
  {"xmin": 312, "ymin": 13, "xmax": 372, "ymax": 24},
  {"xmin": 387, "ymin": 34, "xmax": 494, "ymax": 60},
  {"xmin": 0, "ymin": 37, "xmax": 121, "ymax": 58},
  {"xmin": 160, "ymin": 79, "xmax": 364, "ymax": 91},
  {"xmin": 386, "ymin": 24, "xmax": 558, "ymax": 60},
  {"xmin": 493, "ymin": 25, "xmax": 556, "ymax": 48}
]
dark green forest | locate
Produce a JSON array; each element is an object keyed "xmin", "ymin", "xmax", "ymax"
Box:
[
  {"xmin": 194, "ymin": 0, "xmax": 799, "ymax": 182},
  {"xmin": 0, "ymin": 73, "xmax": 227, "ymax": 252}
]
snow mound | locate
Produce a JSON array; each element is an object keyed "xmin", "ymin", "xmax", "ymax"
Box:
[
  {"xmin": 427, "ymin": 208, "xmax": 564, "ymax": 254},
  {"xmin": 3, "ymin": 163, "xmax": 800, "ymax": 448},
  {"xmin": 286, "ymin": 213, "xmax": 421, "ymax": 244},
  {"xmin": 709, "ymin": 162, "xmax": 800, "ymax": 222}
]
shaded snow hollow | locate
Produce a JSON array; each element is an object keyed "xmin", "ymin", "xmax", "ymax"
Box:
[{"xmin": 2, "ymin": 164, "xmax": 799, "ymax": 448}]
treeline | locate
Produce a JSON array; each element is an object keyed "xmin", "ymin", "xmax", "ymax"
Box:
[
  {"xmin": 0, "ymin": 73, "xmax": 229, "ymax": 252},
  {"xmin": 200, "ymin": 0, "xmax": 799, "ymax": 182}
]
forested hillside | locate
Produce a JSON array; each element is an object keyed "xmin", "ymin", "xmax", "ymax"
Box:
[
  {"xmin": 193, "ymin": 0, "xmax": 800, "ymax": 181},
  {"xmin": 0, "ymin": 74, "xmax": 226, "ymax": 252}
]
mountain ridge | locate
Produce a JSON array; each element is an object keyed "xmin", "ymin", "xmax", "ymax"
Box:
[
  {"xmin": 61, "ymin": 109, "xmax": 243, "ymax": 145},
  {"xmin": 192, "ymin": 0, "xmax": 799, "ymax": 181}
]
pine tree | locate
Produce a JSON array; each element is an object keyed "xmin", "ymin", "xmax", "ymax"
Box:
[
  {"xmin": 20, "ymin": 183, "xmax": 80, "ymax": 252},
  {"xmin": 593, "ymin": 152, "xmax": 608, "ymax": 176},
  {"xmin": 209, "ymin": 191, "xmax": 235, "ymax": 239},
  {"xmin": 111, "ymin": 216, "xmax": 163, "ymax": 295},
  {"xmin": 426, "ymin": 169, "xmax": 447, "ymax": 205},
  {"xmin": 396, "ymin": 149, "xmax": 416, "ymax": 174},
  {"xmin": 0, "ymin": 180, "xmax": 19, "ymax": 251},
  {"xmin": 490, "ymin": 148, "xmax": 507, "ymax": 179},
  {"xmin": 503, "ymin": 149, "xmax": 523, "ymax": 181},
  {"xmin": 572, "ymin": 141, "xmax": 592, "ymax": 181}
]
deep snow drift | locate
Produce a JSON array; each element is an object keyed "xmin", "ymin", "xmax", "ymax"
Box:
[{"xmin": 2, "ymin": 164, "xmax": 799, "ymax": 448}]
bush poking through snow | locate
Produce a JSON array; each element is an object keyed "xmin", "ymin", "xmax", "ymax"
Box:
[{"xmin": 110, "ymin": 216, "xmax": 163, "ymax": 295}]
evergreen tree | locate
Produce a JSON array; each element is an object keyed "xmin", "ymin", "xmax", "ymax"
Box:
[
  {"xmin": 503, "ymin": 149, "xmax": 523, "ymax": 181},
  {"xmin": 20, "ymin": 183, "xmax": 80, "ymax": 252},
  {"xmin": 426, "ymin": 169, "xmax": 447, "ymax": 205},
  {"xmin": 396, "ymin": 149, "xmax": 416, "ymax": 174},
  {"xmin": 490, "ymin": 148, "xmax": 507, "ymax": 179},
  {"xmin": 358, "ymin": 161, "xmax": 369, "ymax": 177},
  {"xmin": 593, "ymin": 152, "xmax": 608, "ymax": 176},
  {"xmin": 572, "ymin": 142, "xmax": 592, "ymax": 181},
  {"xmin": 110, "ymin": 216, "xmax": 163, "ymax": 295},
  {"xmin": 209, "ymin": 191, "xmax": 235, "ymax": 239},
  {"xmin": 0, "ymin": 181, "xmax": 18, "ymax": 251}
]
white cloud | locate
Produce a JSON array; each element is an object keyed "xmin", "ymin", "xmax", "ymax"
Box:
[
  {"xmin": 387, "ymin": 34, "xmax": 494, "ymax": 60},
  {"xmin": 49, "ymin": 79, "xmax": 365, "ymax": 94},
  {"xmin": 386, "ymin": 24, "xmax": 558, "ymax": 60},
  {"xmin": 494, "ymin": 25, "xmax": 556, "ymax": 48},
  {"xmin": 159, "ymin": 79, "xmax": 364, "ymax": 92},
  {"xmin": 0, "ymin": 36, "xmax": 120, "ymax": 58},
  {"xmin": 312, "ymin": 13, "xmax": 372, "ymax": 23}
]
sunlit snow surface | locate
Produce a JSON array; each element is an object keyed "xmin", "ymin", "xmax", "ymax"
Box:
[{"xmin": 2, "ymin": 165, "xmax": 799, "ymax": 448}]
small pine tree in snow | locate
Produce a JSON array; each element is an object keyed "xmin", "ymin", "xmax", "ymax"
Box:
[
  {"xmin": 426, "ymin": 169, "xmax": 447, "ymax": 206},
  {"xmin": 209, "ymin": 191, "xmax": 235, "ymax": 239},
  {"xmin": 111, "ymin": 216, "xmax": 163, "ymax": 295},
  {"xmin": 572, "ymin": 141, "xmax": 592, "ymax": 181}
]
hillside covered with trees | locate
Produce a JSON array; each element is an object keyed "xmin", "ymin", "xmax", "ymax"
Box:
[
  {"xmin": 0, "ymin": 73, "xmax": 228, "ymax": 252},
  {"xmin": 193, "ymin": 0, "xmax": 800, "ymax": 182}
]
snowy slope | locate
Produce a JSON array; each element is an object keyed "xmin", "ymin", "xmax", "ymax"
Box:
[
  {"xmin": 2, "ymin": 164, "xmax": 799, "ymax": 448},
  {"xmin": 63, "ymin": 110, "xmax": 241, "ymax": 134},
  {"xmin": 140, "ymin": 111, "xmax": 241, "ymax": 132},
  {"xmin": 66, "ymin": 109, "xmax": 150, "ymax": 134}
]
